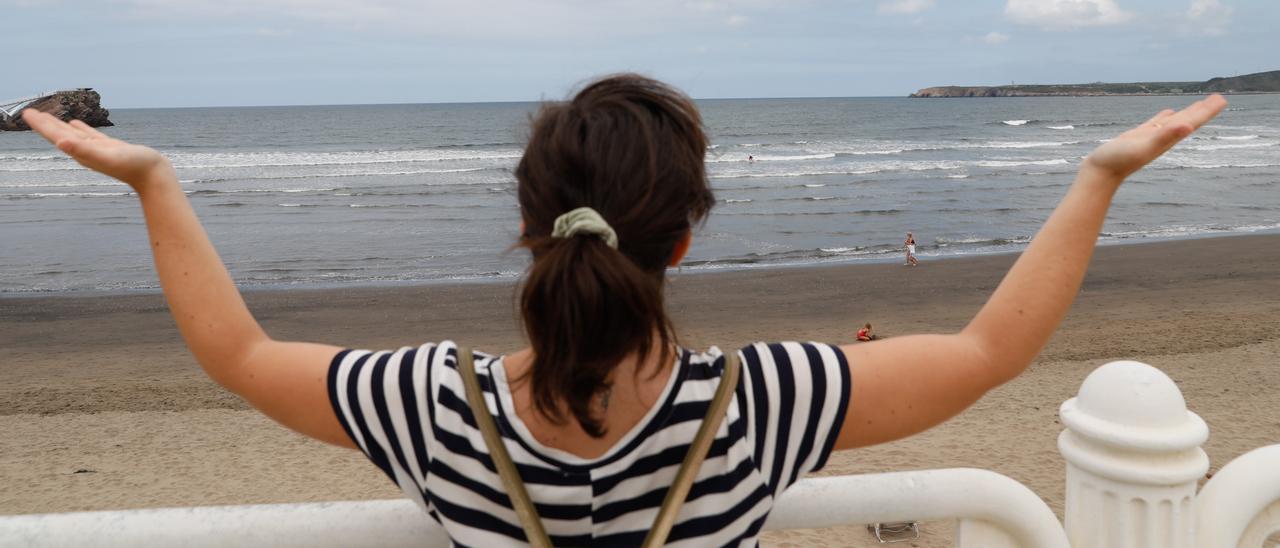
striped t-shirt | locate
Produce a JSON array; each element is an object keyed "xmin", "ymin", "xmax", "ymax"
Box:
[{"xmin": 328, "ymin": 341, "xmax": 850, "ymax": 547}]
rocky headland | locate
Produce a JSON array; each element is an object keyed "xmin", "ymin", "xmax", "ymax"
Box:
[
  {"xmin": 1, "ymin": 89, "xmax": 113, "ymax": 131},
  {"xmin": 912, "ymin": 69, "xmax": 1280, "ymax": 98}
]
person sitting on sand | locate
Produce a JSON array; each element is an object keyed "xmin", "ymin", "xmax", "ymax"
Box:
[
  {"xmin": 857, "ymin": 323, "xmax": 877, "ymax": 341},
  {"xmin": 905, "ymin": 232, "xmax": 919, "ymax": 266},
  {"xmin": 23, "ymin": 76, "xmax": 1227, "ymax": 546}
]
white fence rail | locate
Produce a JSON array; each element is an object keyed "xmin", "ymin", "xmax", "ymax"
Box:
[
  {"xmin": 0, "ymin": 500, "xmax": 442, "ymax": 548},
  {"xmin": 1196, "ymin": 444, "xmax": 1280, "ymax": 547},
  {"xmin": 0, "ymin": 469, "xmax": 1068, "ymax": 548},
  {"xmin": 765, "ymin": 468, "xmax": 1068, "ymax": 547},
  {"xmin": 0, "ymin": 89, "xmax": 82, "ymax": 118},
  {"xmin": 1, "ymin": 360, "xmax": 1276, "ymax": 547},
  {"xmin": 0, "ymin": 93, "xmax": 50, "ymax": 118}
]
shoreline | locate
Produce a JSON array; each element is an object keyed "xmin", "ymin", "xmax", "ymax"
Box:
[
  {"xmin": 5, "ymin": 230, "xmax": 1278, "ymax": 299},
  {"xmin": 3, "ymin": 232, "xmax": 1279, "ymax": 546}
]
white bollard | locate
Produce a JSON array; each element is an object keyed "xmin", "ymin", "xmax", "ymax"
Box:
[{"xmin": 1058, "ymin": 360, "xmax": 1209, "ymax": 548}]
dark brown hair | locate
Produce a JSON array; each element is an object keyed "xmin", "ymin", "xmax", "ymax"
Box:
[{"xmin": 516, "ymin": 74, "xmax": 715, "ymax": 437}]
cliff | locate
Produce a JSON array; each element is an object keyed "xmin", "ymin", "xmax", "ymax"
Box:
[
  {"xmin": 911, "ymin": 69, "xmax": 1280, "ymax": 98},
  {"xmin": 1, "ymin": 89, "xmax": 113, "ymax": 131},
  {"xmin": 1198, "ymin": 70, "xmax": 1280, "ymax": 93}
]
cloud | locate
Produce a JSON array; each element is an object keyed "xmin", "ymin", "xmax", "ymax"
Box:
[
  {"xmin": 1186, "ymin": 0, "xmax": 1232, "ymax": 35},
  {"xmin": 878, "ymin": 0, "xmax": 934, "ymax": 15},
  {"xmin": 982, "ymin": 31, "xmax": 1010, "ymax": 44},
  {"xmin": 100, "ymin": 0, "xmax": 782, "ymax": 39},
  {"xmin": 1005, "ymin": 0, "xmax": 1133, "ymax": 29}
]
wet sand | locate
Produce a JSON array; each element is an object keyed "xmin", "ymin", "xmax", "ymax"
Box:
[{"xmin": 3, "ymin": 234, "xmax": 1279, "ymax": 546}]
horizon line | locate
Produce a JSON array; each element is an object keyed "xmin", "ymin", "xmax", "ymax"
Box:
[{"xmin": 106, "ymin": 94, "xmax": 908, "ymax": 110}]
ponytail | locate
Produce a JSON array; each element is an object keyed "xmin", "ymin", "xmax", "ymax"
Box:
[
  {"xmin": 515, "ymin": 74, "xmax": 714, "ymax": 437},
  {"xmin": 520, "ymin": 234, "xmax": 672, "ymax": 436}
]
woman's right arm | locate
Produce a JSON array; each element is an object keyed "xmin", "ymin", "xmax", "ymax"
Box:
[
  {"xmin": 24, "ymin": 110, "xmax": 353, "ymax": 448},
  {"xmin": 831, "ymin": 95, "xmax": 1227, "ymax": 450}
]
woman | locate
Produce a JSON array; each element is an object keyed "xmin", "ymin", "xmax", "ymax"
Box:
[
  {"xmin": 23, "ymin": 75, "xmax": 1226, "ymax": 546},
  {"xmin": 904, "ymin": 232, "xmax": 918, "ymax": 266}
]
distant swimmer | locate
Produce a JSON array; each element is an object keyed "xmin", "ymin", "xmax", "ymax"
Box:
[
  {"xmin": 905, "ymin": 232, "xmax": 919, "ymax": 266},
  {"xmin": 747, "ymin": 155, "xmax": 754, "ymax": 163}
]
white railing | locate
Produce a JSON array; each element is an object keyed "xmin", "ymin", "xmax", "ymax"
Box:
[
  {"xmin": 0, "ymin": 360, "xmax": 1276, "ymax": 547},
  {"xmin": 765, "ymin": 468, "xmax": 1068, "ymax": 546},
  {"xmin": 0, "ymin": 466, "xmax": 1070, "ymax": 548},
  {"xmin": 0, "ymin": 469, "xmax": 1069, "ymax": 548},
  {"xmin": 0, "ymin": 500, "xmax": 444, "ymax": 548},
  {"xmin": 0, "ymin": 94, "xmax": 46, "ymax": 118},
  {"xmin": 0, "ymin": 90, "xmax": 80, "ymax": 118},
  {"xmin": 1196, "ymin": 445, "xmax": 1280, "ymax": 547}
]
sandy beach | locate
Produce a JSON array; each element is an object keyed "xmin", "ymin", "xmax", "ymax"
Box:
[{"xmin": 3, "ymin": 233, "xmax": 1279, "ymax": 546}]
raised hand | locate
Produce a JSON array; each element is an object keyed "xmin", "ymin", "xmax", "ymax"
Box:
[
  {"xmin": 1084, "ymin": 94, "xmax": 1228, "ymax": 181},
  {"xmin": 22, "ymin": 109, "xmax": 172, "ymax": 191}
]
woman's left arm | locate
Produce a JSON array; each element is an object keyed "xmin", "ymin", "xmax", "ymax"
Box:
[
  {"xmin": 831, "ymin": 95, "xmax": 1227, "ymax": 450},
  {"xmin": 25, "ymin": 110, "xmax": 354, "ymax": 448}
]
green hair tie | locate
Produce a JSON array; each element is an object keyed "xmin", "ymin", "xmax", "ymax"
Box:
[{"xmin": 551, "ymin": 207, "xmax": 618, "ymax": 249}]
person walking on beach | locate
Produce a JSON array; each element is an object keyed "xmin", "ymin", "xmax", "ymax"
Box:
[
  {"xmin": 905, "ymin": 232, "xmax": 919, "ymax": 266},
  {"xmin": 23, "ymin": 76, "xmax": 1227, "ymax": 546}
]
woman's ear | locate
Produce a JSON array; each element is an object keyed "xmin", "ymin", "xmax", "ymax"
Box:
[{"xmin": 668, "ymin": 230, "xmax": 693, "ymax": 267}]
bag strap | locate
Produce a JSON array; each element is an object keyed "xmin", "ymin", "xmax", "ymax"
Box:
[
  {"xmin": 642, "ymin": 350, "xmax": 740, "ymax": 547},
  {"xmin": 457, "ymin": 346, "xmax": 741, "ymax": 548},
  {"xmin": 457, "ymin": 347, "xmax": 553, "ymax": 548}
]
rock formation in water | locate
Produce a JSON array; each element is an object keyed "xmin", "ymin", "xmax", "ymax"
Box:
[
  {"xmin": 1, "ymin": 89, "xmax": 113, "ymax": 131},
  {"xmin": 911, "ymin": 69, "xmax": 1280, "ymax": 98}
]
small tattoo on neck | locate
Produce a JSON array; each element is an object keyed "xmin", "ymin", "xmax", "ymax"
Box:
[{"xmin": 600, "ymin": 387, "xmax": 612, "ymax": 411}]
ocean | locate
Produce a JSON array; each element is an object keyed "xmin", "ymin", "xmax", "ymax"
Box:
[{"xmin": 1, "ymin": 95, "xmax": 1277, "ymax": 293}]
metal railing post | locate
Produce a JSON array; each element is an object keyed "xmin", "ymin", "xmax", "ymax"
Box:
[{"xmin": 1058, "ymin": 360, "xmax": 1210, "ymax": 547}]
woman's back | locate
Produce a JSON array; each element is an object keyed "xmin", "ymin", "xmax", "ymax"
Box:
[{"xmin": 330, "ymin": 341, "xmax": 848, "ymax": 546}]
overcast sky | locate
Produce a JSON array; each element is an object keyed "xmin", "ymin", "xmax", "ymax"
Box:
[{"xmin": 2, "ymin": 0, "xmax": 1273, "ymax": 107}]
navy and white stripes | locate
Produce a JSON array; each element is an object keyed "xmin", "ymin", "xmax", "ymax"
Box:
[{"xmin": 328, "ymin": 341, "xmax": 849, "ymax": 546}]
